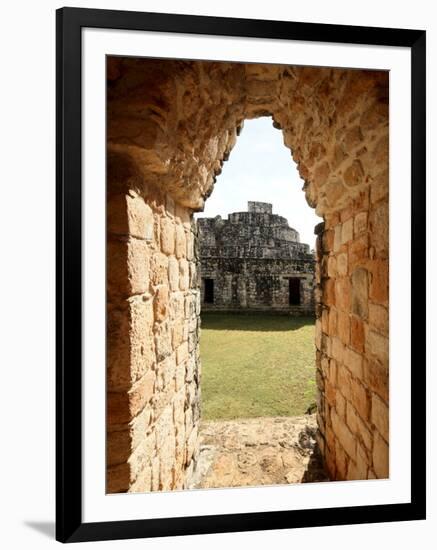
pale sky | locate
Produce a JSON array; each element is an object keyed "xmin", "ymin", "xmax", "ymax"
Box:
[{"xmin": 195, "ymin": 117, "xmax": 321, "ymax": 248}]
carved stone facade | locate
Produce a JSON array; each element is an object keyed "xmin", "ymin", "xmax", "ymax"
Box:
[
  {"xmin": 198, "ymin": 201, "xmax": 315, "ymax": 314},
  {"xmin": 107, "ymin": 57, "xmax": 389, "ymax": 492}
]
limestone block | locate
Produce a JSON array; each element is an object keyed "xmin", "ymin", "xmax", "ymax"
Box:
[
  {"xmin": 336, "ymin": 391, "xmax": 346, "ymax": 419},
  {"xmin": 370, "ymin": 201, "xmax": 389, "ymax": 257},
  {"xmin": 179, "ymin": 259, "xmax": 189, "ymax": 291},
  {"xmin": 175, "ymin": 423, "xmax": 186, "ymax": 470},
  {"xmin": 175, "ymin": 360, "xmax": 186, "ymax": 392},
  {"xmin": 334, "ymin": 441, "xmax": 348, "ymax": 480},
  {"xmin": 321, "ymin": 308, "xmax": 329, "ymax": 333},
  {"xmin": 325, "ymin": 380, "xmax": 335, "ymax": 406},
  {"xmin": 348, "ymin": 234, "xmax": 369, "ymax": 268},
  {"xmin": 370, "ymin": 169, "xmax": 388, "ymax": 204},
  {"xmin": 185, "ymin": 356, "xmax": 196, "ymax": 383},
  {"xmin": 175, "ymin": 224, "xmax": 186, "ymax": 259},
  {"xmin": 350, "ymin": 316, "xmax": 365, "ymax": 353},
  {"xmin": 154, "ymin": 320, "xmax": 172, "ymax": 361},
  {"xmin": 176, "ymin": 342, "xmax": 189, "ymax": 365},
  {"xmin": 173, "ymin": 391, "xmax": 186, "ymax": 427},
  {"xmin": 351, "ymin": 268, "xmax": 368, "ymax": 319},
  {"xmin": 324, "ymin": 279, "xmax": 336, "ymax": 306},
  {"xmin": 344, "ymin": 160, "xmax": 364, "ymax": 188},
  {"xmin": 343, "ymin": 126, "xmax": 363, "ymax": 150},
  {"xmin": 329, "ymin": 359, "xmax": 338, "ymax": 385},
  {"xmin": 155, "ymin": 405, "xmax": 174, "ymax": 450},
  {"xmin": 364, "ymin": 357, "xmax": 389, "ymax": 403},
  {"xmin": 350, "ymin": 378, "xmax": 370, "ymax": 421},
  {"xmin": 371, "ymin": 393, "xmax": 389, "ymax": 442},
  {"xmin": 160, "ymin": 217, "xmax": 175, "ymax": 255},
  {"xmin": 159, "ymin": 438, "xmax": 176, "ymax": 491},
  {"xmin": 366, "ymin": 330, "xmax": 389, "ymax": 365},
  {"xmin": 313, "ymin": 161, "xmax": 330, "ymax": 187},
  {"xmin": 356, "ymin": 415, "xmax": 373, "ymax": 451},
  {"xmin": 337, "ymin": 366, "xmax": 352, "ymax": 401},
  {"xmin": 130, "ymin": 405, "xmax": 153, "ymax": 450},
  {"xmin": 166, "ymin": 194, "xmax": 176, "ymax": 217},
  {"xmin": 184, "ymin": 406, "xmax": 193, "ymax": 438},
  {"xmin": 372, "ymin": 431, "xmax": 389, "ymax": 478},
  {"xmin": 341, "ymin": 218, "xmax": 354, "ymax": 244},
  {"xmin": 337, "ymin": 311, "xmax": 350, "ymax": 345},
  {"xmin": 345, "ymin": 401, "xmax": 359, "ymax": 434},
  {"xmin": 369, "ymin": 259, "xmax": 388, "ymax": 305},
  {"xmin": 368, "ymin": 303, "xmax": 388, "ymax": 336},
  {"xmin": 372, "ymin": 134, "xmax": 389, "ymax": 165},
  {"xmin": 150, "ymin": 253, "xmax": 169, "ymax": 286},
  {"xmin": 189, "ymin": 262, "xmax": 199, "ymax": 289},
  {"xmin": 107, "ymin": 297, "xmax": 154, "ymax": 390},
  {"xmin": 331, "ymin": 409, "xmax": 356, "ymax": 461},
  {"xmin": 355, "ymin": 442, "xmax": 371, "ymax": 479},
  {"xmin": 107, "ymin": 238, "xmax": 149, "ymax": 298},
  {"xmin": 130, "ymin": 370, "xmax": 156, "ymax": 415},
  {"xmin": 347, "ymin": 455, "xmax": 367, "ymax": 480},
  {"xmin": 151, "ymin": 456, "xmax": 160, "ymax": 491},
  {"xmin": 328, "ymin": 308, "xmax": 337, "ymax": 335},
  {"xmin": 128, "ymin": 433, "xmax": 155, "ymax": 483},
  {"xmin": 107, "ymin": 369, "xmax": 155, "ymax": 426},
  {"xmin": 169, "ymin": 292, "xmax": 185, "ymax": 320},
  {"xmin": 154, "ymin": 285, "xmax": 169, "ymax": 322},
  {"xmin": 333, "ymin": 225, "xmax": 342, "ymax": 252},
  {"xmin": 332, "ymin": 337, "xmax": 345, "ymax": 364},
  {"xmin": 345, "ymin": 347, "xmax": 363, "ymax": 379},
  {"xmin": 185, "ymin": 426, "xmax": 199, "ymax": 464},
  {"xmin": 337, "ymin": 252, "xmax": 348, "ymax": 276},
  {"xmin": 187, "ymin": 233, "xmax": 195, "ymax": 260},
  {"xmin": 327, "ymin": 256, "xmax": 337, "ymax": 277},
  {"xmin": 354, "ymin": 211, "xmax": 368, "ymax": 235},
  {"xmin": 126, "ymin": 194, "xmax": 154, "ymax": 241},
  {"xmin": 335, "ymin": 278, "xmax": 350, "ymax": 312},
  {"xmin": 172, "ymin": 319, "xmax": 185, "ymax": 349},
  {"xmin": 157, "ymin": 355, "xmax": 176, "ymax": 390},
  {"xmin": 168, "ymin": 256, "xmax": 179, "ymax": 291}
]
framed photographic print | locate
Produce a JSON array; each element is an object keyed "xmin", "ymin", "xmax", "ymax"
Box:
[{"xmin": 56, "ymin": 7, "xmax": 426, "ymax": 543}]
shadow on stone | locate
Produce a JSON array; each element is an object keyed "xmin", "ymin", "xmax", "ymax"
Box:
[{"xmin": 301, "ymin": 428, "xmax": 329, "ymax": 483}]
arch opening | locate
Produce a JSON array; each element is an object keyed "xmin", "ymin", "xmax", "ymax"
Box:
[{"xmin": 193, "ymin": 116, "xmax": 324, "ymax": 487}]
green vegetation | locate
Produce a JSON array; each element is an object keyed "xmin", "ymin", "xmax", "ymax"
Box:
[{"xmin": 200, "ymin": 313, "xmax": 316, "ymax": 421}]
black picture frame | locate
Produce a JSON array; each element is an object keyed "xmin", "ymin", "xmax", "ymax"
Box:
[{"xmin": 56, "ymin": 7, "xmax": 426, "ymax": 543}]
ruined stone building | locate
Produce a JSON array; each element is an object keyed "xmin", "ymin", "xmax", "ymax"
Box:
[{"xmin": 197, "ymin": 201, "xmax": 315, "ymax": 314}]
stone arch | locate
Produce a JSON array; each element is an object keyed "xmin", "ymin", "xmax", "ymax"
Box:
[{"xmin": 107, "ymin": 57, "xmax": 389, "ymax": 492}]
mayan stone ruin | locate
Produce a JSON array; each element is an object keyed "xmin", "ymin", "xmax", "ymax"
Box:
[
  {"xmin": 198, "ymin": 201, "xmax": 315, "ymax": 314},
  {"xmin": 107, "ymin": 58, "xmax": 389, "ymax": 493}
]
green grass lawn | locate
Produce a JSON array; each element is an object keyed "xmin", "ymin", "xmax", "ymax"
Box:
[{"xmin": 200, "ymin": 313, "xmax": 317, "ymax": 421}]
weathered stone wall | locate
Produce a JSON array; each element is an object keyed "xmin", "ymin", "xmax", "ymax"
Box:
[
  {"xmin": 197, "ymin": 201, "xmax": 315, "ymax": 314},
  {"xmin": 107, "ymin": 164, "xmax": 201, "ymax": 492},
  {"xmin": 314, "ymin": 192, "xmax": 389, "ymax": 480},
  {"xmin": 107, "ymin": 57, "xmax": 389, "ymax": 491}
]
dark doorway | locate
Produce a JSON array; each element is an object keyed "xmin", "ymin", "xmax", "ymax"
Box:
[
  {"xmin": 289, "ymin": 278, "xmax": 301, "ymax": 306},
  {"xmin": 204, "ymin": 278, "xmax": 214, "ymax": 304}
]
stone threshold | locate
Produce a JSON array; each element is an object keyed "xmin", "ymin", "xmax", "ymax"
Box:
[{"xmin": 189, "ymin": 414, "xmax": 329, "ymax": 490}]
